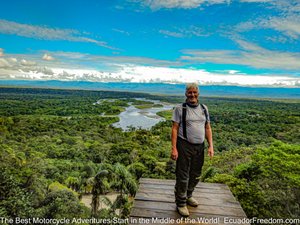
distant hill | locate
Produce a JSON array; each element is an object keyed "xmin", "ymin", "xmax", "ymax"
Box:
[{"xmin": 0, "ymin": 80, "xmax": 299, "ymax": 99}]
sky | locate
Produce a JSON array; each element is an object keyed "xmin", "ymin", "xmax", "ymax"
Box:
[{"xmin": 0, "ymin": 0, "xmax": 300, "ymax": 87}]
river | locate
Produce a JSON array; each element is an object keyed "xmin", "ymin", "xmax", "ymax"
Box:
[{"xmin": 112, "ymin": 98, "xmax": 173, "ymax": 131}]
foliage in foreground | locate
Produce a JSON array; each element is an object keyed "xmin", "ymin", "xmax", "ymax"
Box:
[{"xmin": 204, "ymin": 141, "xmax": 300, "ymax": 219}]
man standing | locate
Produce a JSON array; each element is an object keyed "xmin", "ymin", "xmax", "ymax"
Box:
[{"xmin": 171, "ymin": 83, "xmax": 214, "ymax": 217}]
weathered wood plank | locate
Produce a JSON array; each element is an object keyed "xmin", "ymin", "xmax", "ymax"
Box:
[
  {"xmin": 135, "ymin": 192, "xmax": 241, "ymax": 208},
  {"xmin": 135, "ymin": 188, "xmax": 235, "ymax": 199},
  {"xmin": 138, "ymin": 183, "xmax": 232, "ymax": 194},
  {"xmin": 140, "ymin": 178, "xmax": 225, "ymax": 186},
  {"xmin": 140, "ymin": 178, "xmax": 227, "ymax": 189},
  {"xmin": 136, "ymin": 191, "xmax": 236, "ymax": 201},
  {"xmin": 132, "ymin": 201, "xmax": 247, "ymax": 217},
  {"xmin": 130, "ymin": 179, "xmax": 249, "ymax": 225}
]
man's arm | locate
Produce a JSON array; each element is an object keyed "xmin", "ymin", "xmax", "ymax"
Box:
[
  {"xmin": 171, "ymin": 122, "xmax": 179, "ymax": 160},
  {"xmin": 205, "ymin": 122, "xmax": 214, "ymax": 159}
]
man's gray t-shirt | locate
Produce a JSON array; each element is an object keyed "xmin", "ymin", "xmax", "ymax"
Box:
[{"xmin": 172, "ymin": 103, "xmax": 210, "ymax": 144}]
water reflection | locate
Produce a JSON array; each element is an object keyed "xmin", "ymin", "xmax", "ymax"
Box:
[{"xmin": 112, "ymin": 99, "xmax": 173, "ymax": 131}]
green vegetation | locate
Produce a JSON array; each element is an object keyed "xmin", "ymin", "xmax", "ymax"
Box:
[
  {"xmin": 156, "ymin": 110, "xmax": 172, "ymax": 120},
  {"xmin": 135, "ymin": 104, "xmax": 161, "ymax": 109},
  {"xmin": 0, "ymin": 87, "xmax": 299, "ymax": 224},
  {"xmin": 203, "ymin": 141, "xmax": 300, "ymax": 219},
  {"xmin": 131, "ymin": 99, "xmax": 164, "ymax": 109}
]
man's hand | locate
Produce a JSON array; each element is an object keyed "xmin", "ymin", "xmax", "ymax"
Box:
[
  {"xmin": 171, "ymin": 147, "xmax": 178, "ymax": 161},
  {"xmin": 208, "ymin": 146, "xmax": 214, "ymax": 160}
]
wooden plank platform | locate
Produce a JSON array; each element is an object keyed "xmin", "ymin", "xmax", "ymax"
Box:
[{"xmin": 130, "ymin": 178, "xmax": 250, "ymax": 225}]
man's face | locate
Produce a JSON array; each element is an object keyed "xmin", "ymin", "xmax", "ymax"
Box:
[{"xmin": 185, "ymin": 87, "xmax": 199, "ymax": 104}]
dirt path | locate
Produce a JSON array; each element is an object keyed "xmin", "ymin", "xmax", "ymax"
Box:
[{"xmin": 81, "ymin": 192, "xmax": 119, "ymax": 209}]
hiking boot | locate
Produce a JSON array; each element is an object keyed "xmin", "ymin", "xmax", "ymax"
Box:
[
  {"xmin": 177, "ymin": 206, "xmax": 189, "ymax": 217},
  {"xmin": 187, "ymin": 197, "xmax": 199, "ymax": 207}
]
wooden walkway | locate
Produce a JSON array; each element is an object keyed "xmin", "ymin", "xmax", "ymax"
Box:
[{"xmin": 130, "ymin": 178, "xmax": 250, "ymax": 225}]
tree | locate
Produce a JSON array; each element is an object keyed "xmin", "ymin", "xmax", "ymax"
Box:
[
  {"xmin": 90, "ymin": 170, "xmax": 110, "ymax": 217},
  {"xmin": 40, "ymin": 189, "xmax": 89, "ymax": 221},
  {"xmin": 65, "ymin": 176, "xmax": 81, "ymax": 191},
  {"xmin": 111, "ymin": 163, "xmax": 138, "ymax": 217},
  {"xmin": 127, "ymin": 162, "xmax": 147, "ymax": 179}
]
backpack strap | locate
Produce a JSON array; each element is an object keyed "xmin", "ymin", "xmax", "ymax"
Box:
[
  {"xmin": 182, "ymin": 103, "xmax": 187, "ymax": 139},
  {"xmin": 200, "ymin": 104, "xmax": 208, "ymax": 125}
]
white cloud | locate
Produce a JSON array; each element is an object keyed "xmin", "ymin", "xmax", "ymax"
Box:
[
  {"xmin": 239, "ymin": 0, "xmax": 272, "ymax": 2},
  {"xmin": 4, "ymin": 64, "xmax": 298, "ymax": 87},
  {"xmin": 266, "ymin": 36, "xmax": 288, "ymax": 44},
  {"xmin": 228, "ymin": 70, "xmax": 240, "ymax": 74},
  {"xmin": 141, "ymin": 0, "xmax": 205, "ymax": 9},
  {"xmin": 234, "ymin": 1, "xmax": 300, "ymax": 40},
  {"xmin": 20, "ymin": 59, "xmax": 36, "ymax": 66},
  {"xmin": 9, "ymin": 58, "xmax": 18, "ymax": 63},
  {"xmin": 51, "ymin": 51, "xmax": 180, "ymax": 67},
  {"xmin": 87, "ymin": 65, "xmax": 300, "ymax": 86},
  {"xmin": 0, "ymin": 55, "xmax": 55, "ymax": 77},
  {"xmin": 136, "ymin": 0, "xmax": 298, "ymax": 10},
  {"xmin": 42, "ymin": 54, "xmax": 55, "ymax": 61},
  {"xmin": 235, "ymin": 16, "xmax": 300, "ymax": 40},
  {"xmin": 112, "ymin": 28, "xmax": 130, "ymax": 36},
  {"xmin": 159, "ymin": 30, "xmax": 185, "ymax": 38},
  {"xmin": 234, "ymin": 21, "xmax": 258, "ymax": 33},
  {"xmin": 0, "ymin": 48, "xmax": 3, "ymax": 57},
  {"xmin": 0, "ymin": 58, "xmax": 11, "ymax": 68},
  {"xmin": 136, "ymin": 0, "xmax": 229, "ymax": 10},
  {"xmin": 52, "ymin": 51, "xmax": 89, "ymax": 60},
  {"xmin": 134, "ymin": 0, "xmax": 278, "ymax": 10},
  {"xmin": 0, "ymin": 57, "xmax": 19, "ymax": 68},
  {"xmin": 181, "ymin": 40, "xmax": 300, "ymax": 70},
  {"xmin": 267, "ymin": 1, "xmax": 300, "ymax": 13},
  {"xmin": 160, "ymin": 25, "xmax": 210, "ymax": 38},
  {"xmin": 0, "ymin": 19, "xmax": 118, "ymax": 50},
  {"xmin": 1, "ymin": 49, "xmax": 299, "ymax": 87},
  {"xmin": 234, "ymin": 39, "xmax": 265, "ymax": 52},
  {"xmin": 36, "ymin": 67, "xmax": 54, "ymax": 75},
  {"xmin": 260, "ymin": 16, "xmax": 300, "ymax": 39}
]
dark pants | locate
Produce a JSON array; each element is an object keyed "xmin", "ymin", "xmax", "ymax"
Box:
[{"xmin": 175, "ymin": 137, "xmax": 205, "ymax": 207}]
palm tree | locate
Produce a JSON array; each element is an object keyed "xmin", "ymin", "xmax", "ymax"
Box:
[
  {"xmin": 90, "ymin": 170, "xmax": 109, "ymax": 217},
  {"xmin": 89, "ymin": 163, "xmax": 138, "ymax": 218},
  {"xmin": 114, "ymin": 163, "xmax": 137, "ymax": 197},
  {"xmin": 65, "ymin": 176, "xmax": 80, "ymax": 191},
  {"xmin": 112, "ymin": 163, "xmax": 138, "ymax": 217}
]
